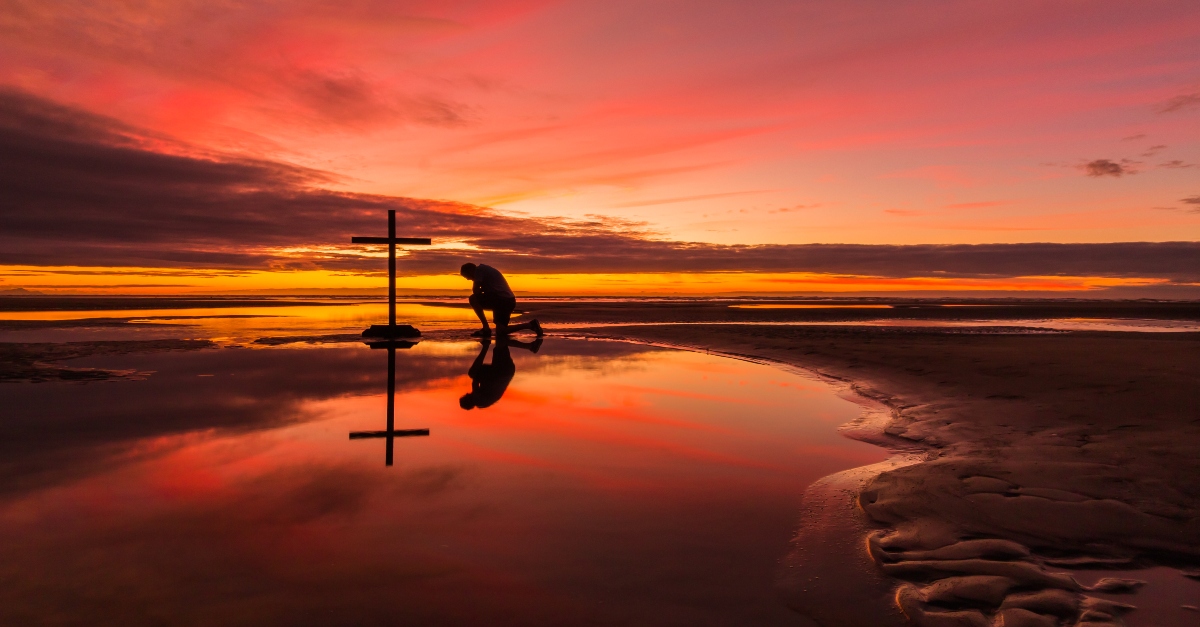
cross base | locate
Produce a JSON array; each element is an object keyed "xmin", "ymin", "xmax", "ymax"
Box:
[{"xmin": 362, "ymin": 324, "xmax": 422, "ymax": 339}]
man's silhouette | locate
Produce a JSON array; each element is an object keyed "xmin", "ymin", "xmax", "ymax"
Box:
[
  {"xmin": 460, "ymin": 262, "xmax": 543, "ymax": 338},
  {"xmin": 460, "ymin": 336, "xmax": 542, "ymax": 410}
]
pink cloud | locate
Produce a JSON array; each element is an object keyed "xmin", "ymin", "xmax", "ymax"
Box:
[{"xmin": 1, "ymin": 1, "xmax": 1198, "ymax": 244}]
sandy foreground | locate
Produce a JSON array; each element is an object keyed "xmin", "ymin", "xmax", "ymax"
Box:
[
  {"xmin": 516, "ymin": 301, "xmax": 1200, "ymax": 627},
  {"xmin": 3, "ymin": 298, "xmax": 1199, "ymax": 626}
]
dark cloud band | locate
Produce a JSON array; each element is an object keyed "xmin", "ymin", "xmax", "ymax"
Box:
[{"xmin": 2, "ymin": 89, "xmax": 1198, "ymax": 281}]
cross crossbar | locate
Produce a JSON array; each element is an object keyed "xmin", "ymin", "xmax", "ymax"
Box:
[
  {"xmin": 351, "ymin": 237, "xmax": 432, "ymax": 245},
  {"xmin": 349, "ymin": 429, "xmax": 430, "ymax": 439}
]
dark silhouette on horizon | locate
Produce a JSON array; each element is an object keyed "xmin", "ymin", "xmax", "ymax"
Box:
[
  {"xmin": 460, "ymin": 336, "xmax": 543, "ymax": 410},
  {"xmin": 460, "ymin": 262, "xmax": 543, "ymax": 338}
]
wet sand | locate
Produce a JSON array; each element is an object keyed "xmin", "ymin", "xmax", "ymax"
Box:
[
  {"xmin": 4, "ymin": 297, "xmax": 1200, "ymax": 625},
  {"xmin": 517, "ymin": 301, "xmax": 1200, "ymax": 627}
]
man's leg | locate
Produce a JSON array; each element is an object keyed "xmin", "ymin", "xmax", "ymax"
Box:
[
  {"xmin": 492, "ymin": 298, "xmax": 515, "ymax": 336},
  {"xmin": 468, "ymin": 294, "xmax": 491, "ymax": 335},
  {"xmin": 493, "ymin": 299, "xmax": 542, "ymax": 336},
  {"xmin": 499, "ymin": 319, "xmax": 542, "ymax": 336}
]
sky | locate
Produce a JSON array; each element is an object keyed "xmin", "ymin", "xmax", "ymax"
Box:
[{"xmin": 1, "ymin": 0, "xmax": 1199, "ymax": 295}]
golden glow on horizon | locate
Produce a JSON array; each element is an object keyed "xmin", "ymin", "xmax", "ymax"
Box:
[
  {"xmin": 0, "ymin": 265, "xmax": 1168, "ymax": 296},
  {"xmin": 731, "ymin": 304, "xmax": 893, "ymax": 309}
]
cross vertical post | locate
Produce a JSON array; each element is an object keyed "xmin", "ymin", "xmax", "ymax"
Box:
[{"xmin": 388, "ymin": 209, "xmax": 396, "ymax": 328}]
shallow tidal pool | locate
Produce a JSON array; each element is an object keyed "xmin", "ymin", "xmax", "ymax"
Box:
[{"xmin": 0, "ymin": 337, "xmax": 886, "ymax": 626}]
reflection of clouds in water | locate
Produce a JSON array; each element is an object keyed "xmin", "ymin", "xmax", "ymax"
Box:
[
  {"xmin": 0, "ymin": 344, "xmax": 465, "ymax": 496},
  {"xmin": 0, "ymin": 339, "xmax": 665, "ymax": 496},
  {"xmin": 0, "ymin": 460, "xmax": 479, "ymax": 627},
  {"xmin": 0, "ymin": 338, "xmax": 875, "ymax": 626},
  {"xmin": 1, "ymin": 343, "xmax": 485, "ymax": 624},
  {"xmin": 513, "ymin": 339, "xmax": 669, "ymax": 379},
  {"xmin": 234, "ymin": 463, "xmax": 471, "ymax": 525}
]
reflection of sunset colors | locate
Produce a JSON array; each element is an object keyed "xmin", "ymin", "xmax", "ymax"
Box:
[
  {"xmin": 0, "ymin": 1, "xmax": 1197, "ymax": 295},
  {"xmin": 0, "ymin": 340, "xmax": 883, "ymax": 624}
]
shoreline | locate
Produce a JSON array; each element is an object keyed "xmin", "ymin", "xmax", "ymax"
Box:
[{"xmin": 567, "ymin": 322, "xmax": 1200, "ymax": 627}]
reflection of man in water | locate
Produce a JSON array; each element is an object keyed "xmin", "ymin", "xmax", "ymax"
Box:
[
  {"xmin": 459, "ymin": 336, "xmax": 542, "ymax": 410},
  {"xmin": 460, "ymin": 262, "xmax": 543, "ymax": 338}
]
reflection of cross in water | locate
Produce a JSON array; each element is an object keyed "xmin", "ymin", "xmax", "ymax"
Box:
[
  {"xmin": 351, "ymin": 208, "xmax": 431, "ymax": 335},
  {"xmin": 348, "ymin": 341, "xmax": 429, "ymax": 466}
]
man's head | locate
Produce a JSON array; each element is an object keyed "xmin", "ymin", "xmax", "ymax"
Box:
[
  {"xmin": 460, "ymin": 262, "xmax": 477, "ymax": 280},
  {"xmin": 459, "ymin": 393, "xmax": 476, "ymax": 410}
]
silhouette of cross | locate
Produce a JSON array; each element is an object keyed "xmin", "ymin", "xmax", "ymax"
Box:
[
  {"xmin": 348, "ymin": 340, "xmax": 429, "ymax": 466},
  {"xmin": 351, "ymin": 209, "xmax": 431, "ymax": 327}
]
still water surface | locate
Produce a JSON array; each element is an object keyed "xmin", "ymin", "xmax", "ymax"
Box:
[
  {"xmin": 0, "ymin": 338, "xmax": 884, "ymax": 625},
  {"xmin": 3, "ymin": 299, "xmax": 1198, "ymax": 345}
]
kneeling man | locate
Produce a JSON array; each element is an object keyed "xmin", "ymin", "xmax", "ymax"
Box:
[{"xmin": 460, "ymin": 262, "xmax": 542, "ymax": 337}]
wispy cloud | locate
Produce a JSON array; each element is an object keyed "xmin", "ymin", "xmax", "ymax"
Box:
[
  {"xmin": 606, "ymin": 190, "xmax": 774, "ymax": 209},
  {"xmin": 287, "ymin": 69, "xmax": 472, "ymax": 129},
  {"xmin": 944, "ymin": 201, "xmax": 1004, "ymax": 210},
  {"xmin": 1158, "ymin": 92, "xmax": 1200, "ymax": 114},
  {"xmin": 1083, "ymin": 159, "xmax": 1134, "ymax": 177}
]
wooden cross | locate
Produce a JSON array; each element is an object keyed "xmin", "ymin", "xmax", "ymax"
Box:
[
  {"xmin": 349, "ymin": 341, "xmax": 429, "ymax": 466},
  {"xmin": 351, "ymin": 209, "xmax": 431, "ymax": 330}
]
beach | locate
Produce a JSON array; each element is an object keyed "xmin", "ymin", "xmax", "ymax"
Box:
[
  {"xmin": 3, "ymin": 297, "xmax": 1199, "ymax": 625},
  {"xmin": 515, "ymin": 300, "xmax": 1200, "ymax": 626}
]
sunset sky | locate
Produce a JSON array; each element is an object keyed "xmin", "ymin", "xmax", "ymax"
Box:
[{"xmin": 1, "ymin": 0, "xmax": 1198, "ymax": 295}]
